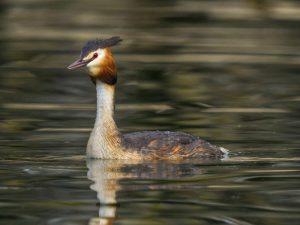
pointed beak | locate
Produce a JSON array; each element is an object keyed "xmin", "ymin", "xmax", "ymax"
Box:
[{"xmin": 67, "ymin": 58, "xmax": 88, "ymax": 70}]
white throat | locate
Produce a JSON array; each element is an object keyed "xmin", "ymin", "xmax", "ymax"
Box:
[{"xmin": 87, "ymin": 80, "xmax": 121, "ymax": 158}]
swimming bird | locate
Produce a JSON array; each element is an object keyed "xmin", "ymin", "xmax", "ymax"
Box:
[{"xmin": 67, "ymin": 36, "xmax": 227, "ymax": 160}]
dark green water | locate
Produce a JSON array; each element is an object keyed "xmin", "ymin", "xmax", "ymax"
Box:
[{"xmin": 0, "ymin": 0, "xmax": 299, "ymax": 224}]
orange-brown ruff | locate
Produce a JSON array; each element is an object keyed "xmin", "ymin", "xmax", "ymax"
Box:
[
  {"xmin": 89, "ymin": 49, "xmax": 117, "ymax": 85},
  {"xmin": 67, "ymin": 37, "xmax": 228, "ymax": 160}
]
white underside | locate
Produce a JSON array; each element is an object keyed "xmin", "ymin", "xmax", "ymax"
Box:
[{"xmin": 220, "ymin": 147, "xmax": 229, "ymax": 160}]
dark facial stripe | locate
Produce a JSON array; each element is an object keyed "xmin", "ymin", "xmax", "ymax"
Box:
[
  {"xmin": 80, "ymin": 36, "xmax": 122, "ymax": 59},
  {"xmin": 99, "ymin": 74, "xmax": 117, "ymax": 85}
]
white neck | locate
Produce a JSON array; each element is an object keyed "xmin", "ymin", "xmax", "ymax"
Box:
[
  {"xmin": 87, "ymin": 80, "xmax": 122, "ymax": 158},
  {"xmin": 95, "ymin": 81, "xmax": 115, "ymax": 124}
]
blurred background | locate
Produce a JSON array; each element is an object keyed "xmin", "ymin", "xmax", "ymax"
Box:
[
  {"xmin": 0, "ymin": 0, "xmax": 299, "ymax": 156},
  {"xmin": 0, "ymin": 0, "xmax": 299, "ymax": 225}
]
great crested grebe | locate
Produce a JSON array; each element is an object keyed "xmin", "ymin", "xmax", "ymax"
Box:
[{"xmin": 68, "ymin": 36, "xmax": 228, "ymax": 160}]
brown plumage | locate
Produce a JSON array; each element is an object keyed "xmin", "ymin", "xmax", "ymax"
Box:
[
  {"xmin": 67, "ymin": 37, "xmax": 228, "ymax": 160},
  {"xmin": 122, "ymin": 131, "xmax": 224, "ymax": 160}
]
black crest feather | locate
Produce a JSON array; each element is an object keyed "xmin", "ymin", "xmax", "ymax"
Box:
[{"xmin": 80, "ymin": 36, "xmax": 122, "ymax": 59}]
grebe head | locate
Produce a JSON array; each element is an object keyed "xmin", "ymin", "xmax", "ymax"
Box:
[{"xmin": 67, "ymin": 36, "xmax": 122, "ymax": 85}]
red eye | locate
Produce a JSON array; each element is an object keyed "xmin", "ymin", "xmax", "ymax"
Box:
[{"xmin": 93, "ymin": 53, "xmax": 98, "ymax": 58}]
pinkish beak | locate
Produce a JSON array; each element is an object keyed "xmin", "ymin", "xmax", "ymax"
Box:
[
  {"xmin": 67, "ymin": 53, "xmax": 98, "ymax": 70},
  {"xmin": 67, "ymin": 58, "xmax": 89, "ymax": 70}
]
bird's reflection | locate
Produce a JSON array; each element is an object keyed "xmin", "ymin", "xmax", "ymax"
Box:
[
  {"xmin": 87, "ymin": 159, "xmax": 124, "ymax": 225},
  {"xmin": 86, "ymin": 159, "xmax": 211, "ymax": 225}
]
